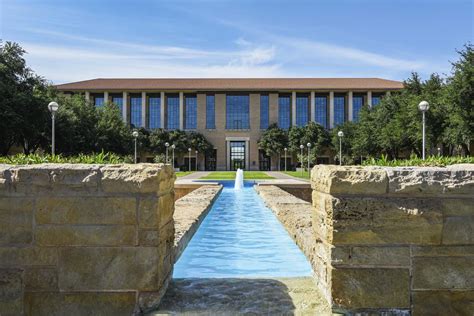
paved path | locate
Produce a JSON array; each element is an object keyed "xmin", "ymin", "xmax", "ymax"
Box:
[
  {"xmin": 177, "ymin": 171, "xmax": 210, "ymax": 180},
  {"xmin": 266, "ymin": 171, "xmax": 310, "ymax": 182},
  {"xmin": 150, "ymin": 277, "xmax": 331, "ymax": 315}
]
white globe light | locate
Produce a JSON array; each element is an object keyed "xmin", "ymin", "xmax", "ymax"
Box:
[
  {"xmin": 48, "ymin": 101, "xmax": 59, "ymax": 112},
  {"xmin": 300, "ymin": 144, "xmax": 304, "ymax": 149},
  {"xmin": 132, "ymin": 131, "xmax": 139, "ymax": 138},
  {"xmin": 338, "ymin": 131, "xmax": 344, "ymax": 137},
  {"xmin": 284, "ymin": 147, "xmax": 287, "ymax": 151},
  {"xmin": 171, "ymin": 144, "xmax": 175, "ymax": 149},
  {"xmin": 165, "ymin": 142, "xmax": 169, "ymax": 147},
  {"xmin": 188, "ymin": 148, "xmax": 191, "ymax": 152},
  {"xmin": 307, "ymin": 142, "xmax": 311, "ymax": 147},
  {"xmin": 418, "ymin": 100, "xmax": 429, "ymax": 112}
]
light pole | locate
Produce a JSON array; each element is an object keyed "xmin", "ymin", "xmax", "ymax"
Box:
[
  {"xmin": 300, "ymin": 144, "xmax": 304, "ymax": 176},
  {"xmin": 337, "ymin": 131, "xmax": 344, "ymax": 166},
  {"xmin": 171, "ymin": 144, "xmax": 175, "ymax": 169},
  {"xmin": 132, "ymin": 130, "xmax": 139, "ymax": 164},
  {"xmin": 307, "ymin": 143, "xmax": 311, "ymax": 175},
  {"xmin": 418, "ymin": 101, "xmax": 430, "ymax": 160},
  {"xmin": 188, "ymin": 148, "xmax": 192, "ymax": 171},
  {"xmin": 48, "ymin": 102, "xmax": 59, "ymax": 155},
  {"xmin": 284, "ymin": 148, "xmax": 287, "ymax": 172},
  {"xmin": 195, "ymin": 150, "xmax": 198, "ymax": 171},
  {"xmin": 437, "ymin": 147, "xmax": 441, "ymax": 156},
  {"xmin": 165, "ymin": 142, "xmax": 170, "ymax": 164}
]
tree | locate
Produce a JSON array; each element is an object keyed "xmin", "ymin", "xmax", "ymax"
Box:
[
  {"xmin": 288, "ymin": 122, "xmax": 331, "ymax": 154},
  {"xmin": 257, "ymin": 123, "xmax": 288, "ymax": 157},
  {"xmin": 96, "ymin": 102, "xmax": 134, "ymax": 155},
  {"xmin": 331, "ymin": 121, "xmax": 357, "ymax": 164},
  {"xmin": 149, "ymin": 129, "xmax": 170, "ymax": 154},
  {"xmin": 187, "ymin": 132, "xmax": 213, "ymax": 154}
]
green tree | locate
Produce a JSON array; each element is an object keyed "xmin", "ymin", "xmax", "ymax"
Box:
[
  {"xmin": 257, "ymin": 123, "xmax": 288, "ymax": 157},
  {"xmin": 149, "ymin": 129, "xmax": 170, "ymax": 154},
  {"xmin": 288, "ymin": 122, "xmax": 331, "ymax": 154},
  {"xmin": 187, "ymin": 131, "xmax": 213, "ymax": 154}
]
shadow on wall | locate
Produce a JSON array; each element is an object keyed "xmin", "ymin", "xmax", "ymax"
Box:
[{"xmin": 156, "ymin": 278, "xmax": 296, "ymax": 315}]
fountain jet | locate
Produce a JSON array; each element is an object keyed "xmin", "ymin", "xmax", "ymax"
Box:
[{"xmin": 234, "ymin": 168, "xmax": 244, "ymax": 190}]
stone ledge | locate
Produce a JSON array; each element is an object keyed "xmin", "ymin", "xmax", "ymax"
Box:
[{"xmin": 173, "ymin": 185, "xmax": 222, "ymax": 261}]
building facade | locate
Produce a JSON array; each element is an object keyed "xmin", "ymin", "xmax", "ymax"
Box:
[{"xmin": 56, "ymin": 78, "xmax": 403, "ymax": 170}]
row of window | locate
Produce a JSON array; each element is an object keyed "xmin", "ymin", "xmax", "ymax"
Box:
[{"xmin": 92, "ymin": 93, "xmax": 382, "ymax": 129}]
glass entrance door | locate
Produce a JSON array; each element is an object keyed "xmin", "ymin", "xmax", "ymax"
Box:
[{"xmin": 230, "ymin": 141, "xmax": 246, "ymax": 170}]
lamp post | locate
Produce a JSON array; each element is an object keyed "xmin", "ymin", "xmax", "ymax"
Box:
[
  {"xmin": 418, "ymin": 101, "xmax": 430, "ymax": 160},
  {"xmin": 188, "ymin": 148, "xmax": 192, "ymax": 171},
  {"xmin": 284, "ymin": 148, "xmax": 287, "ymax": 172},
  {"xmin": 132, "ymin": 130, "xmax": 139, "ymax": 164},
  {"xmin": 171, "ymin": 145, "xmax": 175, "ymax": 169},
  {"xmin": 299, "ymin": 144, "xmax": 304, "ymax": 176},
  {"xmin": 48, "ymin": 102, "xmax": 59, "ymax": 155},
  {"xmin": 437, "ymin": 147, "xmax": 441, "ymax": 157},
  {"xmin": 307, "ymin": 143, "xmax": 311, "ymax": 175},
  {"xmin": 337, "ymin": 131, "xmax": 344, "ymax": 166},
  {"xmin": 195, "ymin": 150, "xmax": 198, "ymax": 171},
  {"xmin": 165, "ymin": 142, "xmax": 170, "ymax": 164}
]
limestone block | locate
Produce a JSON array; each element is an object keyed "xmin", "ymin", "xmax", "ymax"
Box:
[
  {"xmin": 35, "ymin": 225, "xmax": 136, "ymax": 246},
  {"xmin": 157, "ymin": 193, "xmax": 174, "ymax": 228},
  {"xmin": 386, "ymin": 165, "xmax": 474, "ymax": 195},
  {"xmin": 36, "ymin": 197, "xmax": 136, "ymax": 225},
  {"xmin": 413, "ymin": 257, "xmax": 474, "ymax": 289},
  {"xmin": 24, "ymin": 267, "xmax": 58, "ymax": 291},
  {"xmin": 442, "ymin": 216, "xmax": 474, "ymax": 245},
  {"xmin": 101, "ymin": 164, "xmax": 173, "ymax": 193},
  {"xmin": 412, "ymin": 290, "xmax": 474, "ymax": 316},
  {"xmin": 0, "ymin": 165, "xmax": 12, "ymax": 195},
  {"xmin": 332, "ymin": 268, "xmax": 410, "ymax": 309},
  {"xmin": 0, "ymin": 197, "xmax": 34, "ymax": 245},
  {"xmin": 332, "ymin": 246, "xmax": 410, "ymax": 267},
  {"xmin": 138, "ymin": 197, "xmax": 159, "ymax": 228},
  {"xmin": 24, "ymin": 292, "xmax": 136, "ymax": 316},
  {"xmin": 311, "ymin": 165, "xmax": 388, "ymax": 195},
  {"xmin": 0, "ymin": 269, "xmax": 24, "ymax": 316},
  {"xmin": 439, "ymin": 198, "xmax": 474, "ymax": 216},
  {"xmin": 59, "ymin": 247, "xmax": 160, "ymax": 291},
  {"xmin": 0, "ymin": 247, "xmax": 58, "ymax": 266},
  {"xmin": 412, "ymin": 245, "xmax": 474, "ymax": 257},
  {"xmin": 139, "ymin": 230, "xmax": 159, "ymax": 246}
]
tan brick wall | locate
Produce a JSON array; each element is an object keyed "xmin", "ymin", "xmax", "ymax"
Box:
[
  {"xmin": 311, "ymin": 164, "xmax": 474, "ymax": 315},
  {"xmin": 0, "ymin": 164, "xmax": 176, "ymax": 315}
]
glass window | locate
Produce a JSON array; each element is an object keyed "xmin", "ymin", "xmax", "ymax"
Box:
[
  {"xmin": 166, "ymin": 95, "xmax": 180, "ymax": 130},
  {"xmin": 94, "ymin": 95, "xmax": 104, "ymax": 107},
  {"xmin": 111, "ymin": 96, "xmax": 123, "ymax": 117},
  {"xmin": 296, "ymin": 94, "xmax": 309, "ymax": 127},
  {"xmin": 372, "ymin": 95, "xmax": 381, "ymax": 106},
  {"xmin": 226, "ymin": 94, "xmax": 249, "ymax": 129},
  {"xmin": 315, "ymin": 96, "xmax": 327, "ymax": 128},
  {"xmin": 260, "ymin": 94, "xmax": 269, "ymax": 129},
  {"xmin": 278, "ymin": 95, "xmax": 291, "ymax": 129},
  {"xmin": 334, "ymin": 95, "xmax": 345, "ymax": 126},
  {"xmin": 130, "ymin": 95, "xmax": 142, "ymax": 128},
  {"xmin": 185, "ymin": 95, "xmax": 197, "ymax": 130},
  {"xmin": 352, "ymin": 96, "xmax": 363, "ymax": 122},
  {"xmin": 206, "ymin": 95, "xmax": 215, "ymax": 129},
  {"xmin": 148, "ymin": 96, "xmax": 161, "ymax": 129}
]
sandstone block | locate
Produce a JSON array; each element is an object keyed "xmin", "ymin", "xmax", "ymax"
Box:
[
  {"xmin": 36, "ymin": 197, "xmax": 136, "ymax": 225},
  {"xmin": 311, "ymin": 165, "xmax": 388, "ymax": 195},
  {"xmin": 332, "ymin": 268, "xmax": 410, "ymax": 309},
  {"xmin": 0, "ymin": 198, "xmax": 34, "ymax": 245},
  {"xmin": 412, "ymin": 245, "xmax": 474, "ymax": 257},
  {"xmin": 412, "ymin": 290, "xmax": 474, "ymax": 316},
  {"xmin": 158, "ymin": 193, "xmax": 174, "ymax": 228},
  {"xmin": 139, "ymin": 229, "xmax": 159, "ymax": 246},
  {"xmin": 100, "ymin": 164, "xmax": 170, "ymax": 193},
  {"xmin": 24, "ymin": 291, "xmax": 136, "ymax": 316},
  {"xmin": 413, "ymin": 257, "xmax": 474, "ymax": 289},
  {"xmin": 36, "ymin": 225, "xmax": 136, "ymax": 246},
  {"xmin": 59, "ymin": 247, "xmax": 160, "ymax": 290},
  {"xmin": 138, "ymin": 197, "xmax": 159, "ymax": 228},
  {"xmin": 332, "ymin": 246, "xmax": 410, "ymax": 267},
  {"xmin": 0, "ymin": 247, "xmax": 58, "ymax": 266},
  {"xmin": 0, "ymin": 269, "xmax": 24, "ymax": 316},
  {"xmin": 439, "ymin": 198, "xmax": 474, "ymax": 216},
  {"xmin": 24, "ymin": 267, "xmax": 58, "ymax": 291},
  {"xmin": 0, "ymin": 165, "xmax": 12, "ymax": 195},
  {"xmin": 442, "ymin": 216, "xmax": 474, "ymax": 245}
]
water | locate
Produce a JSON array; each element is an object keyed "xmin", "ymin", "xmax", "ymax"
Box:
[
  {"xmin": 234, "ymin": 168, "xmax": 244, "ymax": 190},
  {"xmin": 173, "ymin": 181, "xmax": 313, "ymax": 278}
]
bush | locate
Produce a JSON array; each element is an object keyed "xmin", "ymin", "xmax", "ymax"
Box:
[
  {"xmin": 362, "ymin": 154, "xmax": 473, "ymax": 167},
  {"xmin": 0, "ymin": 152, "xmax": 133, "ymax": 164}
]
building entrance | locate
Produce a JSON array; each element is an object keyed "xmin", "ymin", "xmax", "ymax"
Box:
[{"xmin": 230, "ymin": 141, "xmax": 246, "ymax": 170}]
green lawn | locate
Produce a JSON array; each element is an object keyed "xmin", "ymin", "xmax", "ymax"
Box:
[
  {"xmin": 282, "ymin": 171, "xmax": 311, "ymax": 179},
  {"xmin": 175, "ymin": 171, "xmax": 194, "ymax": 177},
  {"xmin": 200, "ymin": 171, "xmax": 275, "ymax": 180}
]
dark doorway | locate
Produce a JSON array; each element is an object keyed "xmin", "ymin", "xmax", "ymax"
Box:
[
  {"xmin": 230, "ymin": 141, "xmax": 246, "ymax": 170},
  {"xmin": 280, "ymin": 157, "xmax": 292, "ymax": 171},
  {"xmin": 183, "ymin": 157, "xmax": 197, "ymax": 171},
  {"xmin": 259, "ymin": 150, "xmax": 271, "ymax": 171},
  {"xmin": 205, "ymin": 149, "xmax": 217, "ymax": 171}
]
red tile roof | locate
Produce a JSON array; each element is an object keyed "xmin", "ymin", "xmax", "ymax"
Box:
[{"xmin": 55, "ymin": 78, "xmax": 403, "ymax": 91}]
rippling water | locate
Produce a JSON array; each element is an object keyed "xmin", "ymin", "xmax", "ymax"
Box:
[{"xmin": 173, "ymin": 181, "xmax": 313, "ymax": 278}]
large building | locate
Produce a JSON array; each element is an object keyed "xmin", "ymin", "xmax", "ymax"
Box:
[{"xmin": 56, "ymin": 78, "xmax": 403, "ymax": 170}]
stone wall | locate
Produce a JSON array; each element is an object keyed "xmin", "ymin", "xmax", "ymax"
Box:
[
  {"xmin": 311, "ymin": 164, "xmax": 474, "ymax": 315},
  {"xmin": 0, "ymin": 164, "xmax": 175, "ymax": 316}
]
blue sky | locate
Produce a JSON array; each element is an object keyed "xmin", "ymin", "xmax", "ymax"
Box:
[{"xmin": 1, "ymin": 0, "xmax": 472, "ymax": 83}]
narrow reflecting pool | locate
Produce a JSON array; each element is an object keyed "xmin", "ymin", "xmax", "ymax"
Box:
[{"xmin": 173, "ymin": 181, "xmax": 313, "ymax": 278}]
